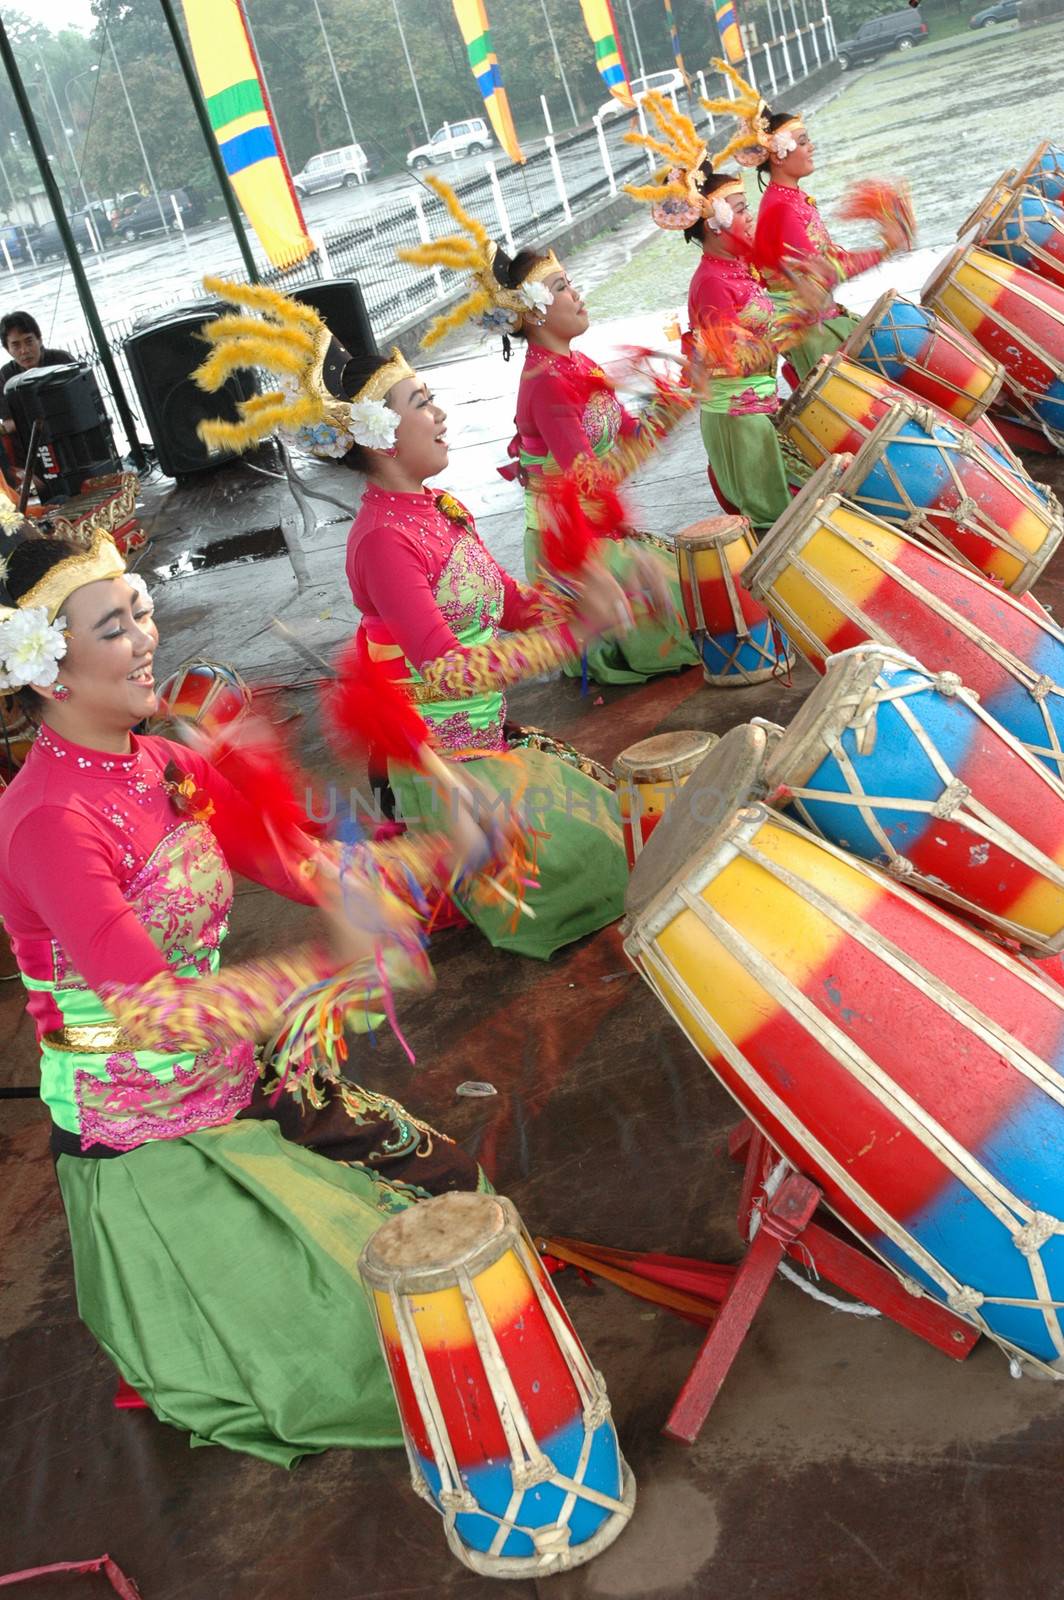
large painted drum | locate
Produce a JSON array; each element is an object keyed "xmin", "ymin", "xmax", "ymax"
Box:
[
  {"xmin": 972, "ymin": 184, "xmax": 1064, "ymax": 295},
  {"xmin": 614, "ymin": 728, "xmax": 720, "ymax": 868},
  {"xmin": 922, "ymin": 242, "xmax": 1064, "ymax": 447},
  {"xmin": 153, "ymin": 658, "xmax": 252, "ymax": 738},
  {"xmin": 955, "ymin": 172, "xmax": 1015, "ymax": 242},
  {"xmin": 360, "ymin": 1191, "xmax": 635, "ymax": 1579},
  {"xmin": 673, "ymin": 515, "xmax": 794, "ymax": 686},
  {"xmin": 778, "ymin": 361, "xmax": 1061, "ymax": 592},
  {"xmin": 742, "ymin": 456, "xmax": 1064, "ymax": 780},
  {"xmin": 842, "ymin": 289, "xmax": 1004, "ymax": 424},
  {"xmin": 624, "ymin": 776, "xmax": 1064, "ymax": 1372},
  {"xmin": 1011, "ymin": 140, "xmax": 1064, "ymax": 207},
  {"xmin": 760, "ymin": 644, "xmax": 1064, "ymax": 955}
]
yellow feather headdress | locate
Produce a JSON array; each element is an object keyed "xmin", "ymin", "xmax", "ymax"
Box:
[
  {"xmin": 700, "ymin": 59, "xmax": 803, "ymax": 170},
  {"xmin": 192, "ymin": 276, "xmax": 414, "ymax": 460},
  {"xmin": 397, "ymin": 175, "xmax": 561, "ymax": 348},
  {"xmin": 623, "ymin": 90, "xmax": 742, "ymax": 231}
]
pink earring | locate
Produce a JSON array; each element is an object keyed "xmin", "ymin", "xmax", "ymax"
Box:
[{"xmin": 52, "ymin": 683, "xmax": 71, "ymax": 701}]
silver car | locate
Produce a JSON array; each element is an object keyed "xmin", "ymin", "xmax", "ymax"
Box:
[{"xmin": 293, "ymin": 144, "xmax": 371, "ymax": 196}]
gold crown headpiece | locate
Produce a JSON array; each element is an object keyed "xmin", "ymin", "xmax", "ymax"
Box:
[
  {"xmin": 701, "ymin": 60, "xmax": 804, "ymax": 170},
  {"xmin": 192, "ymin": 277, "xmax": 415, "ymax": 460},
  {"xmin": 9, "ymin": 525, "xmax": 127, "ymax": 624},
  {"xmin": 623, "ymin": 91, "xmax": 743, "ymax": 230},
  {"xmin": 397, "ymin": 175, "xmax": 561, "ymax": 348}
]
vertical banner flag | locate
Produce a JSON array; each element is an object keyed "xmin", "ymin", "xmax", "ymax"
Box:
[
  {"xmin": 180, "ymin": 0, "xmax": 312, "ymax": 269},
  {"xmin": 450, "ymin": 0, "xmax": 525, "ymax": 165},
  {"xmin": 662, "ymin": 0, "xmax": 689, "ymax": 82},
  {"xmin": 579, "ymin": 0, "xmax": 635, "ymax": 108},
  {"xmin": 713, "ymin": 0, "xmax": 746, "ymax": 64}
]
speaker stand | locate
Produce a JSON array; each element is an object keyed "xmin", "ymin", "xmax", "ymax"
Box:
[{"xmin": 243, "ymin": 442, "xmax": 357, "ymax": 594}]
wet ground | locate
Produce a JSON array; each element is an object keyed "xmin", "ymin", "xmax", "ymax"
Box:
[{"xmin": 4, "ymin": 18, "xmax": 1064, "ymax": 1598}]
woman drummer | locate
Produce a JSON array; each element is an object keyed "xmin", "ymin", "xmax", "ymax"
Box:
[
  {"xmin": 0, "ymin": 522, "xmax": 496, "ymax": 1467},
  {"xmin": 398, "ymin": 176, "xmax": 699, "ymax": 687},
  {"xmin": 703, "ymin": 61, "xmax": 910, "ymax": 380},
  {"xmin": 192, "ymin": 278, "xmax": 634, "ymax": 961}
]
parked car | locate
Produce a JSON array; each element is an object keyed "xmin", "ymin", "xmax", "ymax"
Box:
[
  {"xmin": 34, "ymin": 205, "xmax": 117, "ymax": 260},
  {"xmin": 120, "ymin": 188, "xmax": 203, "ymax": 240},
  {"xmin": 969, "ymin": 0, "xmax": 1018, "ymax": 25},
  {"xmin": 292, "ymin": 143, "xmax": 371, "ymax": 196},
  {"xmin": 595, "ymin": 68, "xmax": 686, "ymax": 124},
  {"xmin": 835, "ymin": 7, "xmax": 928, "ymax": 69},
  {"xmin": 0, "ymin": 222, "xmax": 40, "ymax": 265},
  {"xmin": 406, "ymin": 118, "xmax": 493, "ymax": 170}
]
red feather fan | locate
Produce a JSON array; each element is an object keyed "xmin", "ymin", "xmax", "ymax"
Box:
[
  {"xmin": 836, "ymin": 177, "xmax": 917, "ymax": 251},
  {"xmin": 538, "ymin": 473, "xmax": 604, "ymax": 576},
  {"xmin": 324, "ymin": 639, "xmax": 431, "ymax": 770},
  {"xmin": 207, "ymin": 696, "xmax": 326, "ymax": 858}
]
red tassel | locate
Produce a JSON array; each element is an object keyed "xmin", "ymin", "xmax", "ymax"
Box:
[
  {"xmin": 207, "ymin": 698, "xmax": 326, "ymax": 855},
  {"xmin": 836, "ymin": 177, "xmax": 916, "ymax": 249},
  {"xmin": 539, "ymin": 474, "xmax": 602, "ymax": 576},
  {"xmin": 324, "ymin": 639, "xmax": 431, "ymax": 770}
]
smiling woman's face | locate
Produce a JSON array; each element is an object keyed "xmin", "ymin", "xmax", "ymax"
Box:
[
  {"xmin": 384, "ymin": 375, "xmax": 449, "ymax": 481},
  {"xmin": 38, "ymin": 575, "xmax": 159, "ymax": 729}
]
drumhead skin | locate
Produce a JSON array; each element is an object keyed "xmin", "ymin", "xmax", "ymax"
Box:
[
  {"xmin": 613, "ymin": 729, "xmax": 719, "ymax": 784},
  {"xmin": 673, "ymin": 514, "xmax": 748, "ymax": 551},
  {"xmin": 360, "ymin": 1192, "xmax": 511, "ymax": 1291},
  {"xmin": 625, "ymin": 723, "xmax": 774, "ymax": 921}
]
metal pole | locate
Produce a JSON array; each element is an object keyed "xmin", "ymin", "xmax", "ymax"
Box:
[
  {"xmin": 537, "ymin": 0, "xmax": 579, "ymax": 127},
  {"xmin": 156, "ymin": 0, "xmax": 259, "ymax": 281},
  {"xmin": 696, "ymin": 69, "xmax": 714, "ymax": 132},
  {"xmin": 621, "ymin": 0, "xmax": 647, "ymax": 80},
  {"xmin": 106, "ymin": 31, "xmax": 171, "ymax": 237},
  {"xmin": 390, "ymin": 0, "xmax": 432, "ymax": 143},
  {"xmin": 0, "ymin": 19, "xmax": 145, "ymax": 468},
  {"xmin": 310, "ymin": 0, "xmax": 357, "ymax": 147},
  {"xmin": 803, "ymin": 0, "xmax": 821, "ymax": 66},
  {"xmin": 0, "ymin": 145, "xmax": 37, "ymax": 265},
  {"xmin": 594, "ymin": 117, "xmax": 616, "ymax": 196},
  {"xmin": 540, "ymin": 93, "xmax": 554, "ymax": 137},
  {"xmin": 789, "ymin": 0, "xmax": 809, "ymax": 75},
  {"xmin": 821, "ymin": 0, "xmax": 836, "ymax": 58},
  {"xmin": 37, "ymin": 58, "xmax": 92, "ymax": 214}
]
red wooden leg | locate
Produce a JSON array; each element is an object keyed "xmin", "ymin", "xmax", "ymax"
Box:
[{"xmin": 664, "ymin": 1173, "xmax": 820, "ymax": 1445}]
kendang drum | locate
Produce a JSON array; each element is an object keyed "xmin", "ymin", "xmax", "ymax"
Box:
[
  {"xmin": 842, "ymin": 289, "xmax": 1004, "ymax": 424},
  {"xmin": 972, "ymin": 184, "xmax": 1064, "ymax": 295},
  {"xmin": 742, "ymin": 456, "xmax": 1064, "ymax": 780},
  {"xmin": 778, "ymin": 361, "xmax": 1061, "ymax": 592},
  {"xmin": 760, "ymin": 643, "xmax": 1064, "ymax": 955},
  {"xmin": 955, "ymin": 172, "xmax": 1016, "ymax": 243},
  {"xmin": 613, "ymin": 729, "xmax": 720, "ymax": 869},
  {"xmin": 360, "ymin": 1191, "xmax": 635, "ymax": 1579},
  {"xmin": 673, "ymin": 515, "xmax": 793, "ymax": 686},
  {"xmin": 1011, "ymin": 141, "xmax": 1064, "ymax": 208},
  {"xmin": 922, "ymin": 242, "xmax": 1064, "ymax": 449},
  {"xmin": 623, "ymin": 775, "xmax": 1064, "ymax": 1372},
  {"xmin": 153, "ymin": 658, "xmax": 252, "ymax": 739}
]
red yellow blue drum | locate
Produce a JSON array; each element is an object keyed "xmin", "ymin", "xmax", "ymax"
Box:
[
  {"xmin": 360, "ymin": 1191, "xmax": 635, "ymax": 1579},
  {"xmin": 970, "ymin": 182, "xmax": 1064, "ymax": 296},
  {"xmin": 673, "ymin": 516, "xmax": 794, "ymax": 686},
  {"xmin": 624, "ymin": 744, "xmax": 1064, "ymax": 1371},
  {"xmin": 613, "ymin": 729, "xmax": 720, "ymax": 869},
  {"xmin": 842, "ymin": 289, "xmax": 1004, "ymax": 425},
  {"xmin": 743, "ymin": 456, "xmax": 1064, "ymax": 782}
]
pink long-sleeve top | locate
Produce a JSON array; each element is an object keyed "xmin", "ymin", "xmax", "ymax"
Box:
[
  {"xmin": 513, "ymin": 346, "xmax": 638, "ymax": 472},
  {"xmin": 687, "ymin": 252, "xmax": 777, "ymax": 337},
  {"xmin": 346, "ymin": 483, "xmax": 548, "ymax": 670},
  {"xmin": 0, "ymin": 726, "xmax": 316, "ymax": 1039},
  {"xmin": 754, "ymin": 181, "xmax": 881, "ymax": 289}
]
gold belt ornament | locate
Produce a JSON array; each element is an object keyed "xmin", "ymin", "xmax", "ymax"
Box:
[{"xmin": 42, "ymin": 1023, "xmax": 130, "ymax": 1054}]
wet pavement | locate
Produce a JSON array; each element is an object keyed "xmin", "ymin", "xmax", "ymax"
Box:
[{"xmin": 4, "ymin": 19, "xmax": 1064, "ymax": 1597}]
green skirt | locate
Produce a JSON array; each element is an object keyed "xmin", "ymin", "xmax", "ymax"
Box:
[
  {"xmin": 391, "ymin": 742, "xmax": 626, "ymax": 959},
  {"xmin": 699, "ymin": 408, "xmax": 792, "ymax": 533},
  {"xmin": 524, "ymin": 499, "xmax": 698, "ymax": 685},
  {"xmin": 58, "ymin": 1119, "xmax": 432, "ymax": 1468},
  {"xmin": 787, "ymin": 311, "xmax": 860, "ymax": 383}
]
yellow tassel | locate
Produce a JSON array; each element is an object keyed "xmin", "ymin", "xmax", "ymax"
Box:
[
  {"xmin": 202, "ymin": 275, "xmax": 323, "ymax": 336},
  {"xmin": 398, "ymin": 237, "xmax": 482, "ymax": 271},
  {"xmin": 197, "ymin": 391, "xmax": 324, "ymax": 451},
  {"xmin": 422, "ymin": 173, "xmax": 489, "ymax": 249},
  {"xmin": 420, "ymin": 286, "xmax": 493, "ymax": 349},
  {"xmin": 711, "ymin": 130, "xmax": 765, "ymax": 170},
  {"xmin": 200, "ymin": 315, "xmax": 316, "ymax": 357},
  {"xmin": 192, "ymin": 337, "xmax": 312, "ymax": 393},
  {"xmin": 624, "ymin": 179, "xmax": 689, "ymax": 204}
]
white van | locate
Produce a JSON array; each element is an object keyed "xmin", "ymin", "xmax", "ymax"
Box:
[
  {"xmin": 406, "ymin": 118, "xmax": 494, "ymax": 171},
  {"xmin": 595, "ymin": 69, "xmax": 686, "ymax": 126},
  {"xmin": 292, "ymin": 144, "xmax": 371, "ymax": 196}
]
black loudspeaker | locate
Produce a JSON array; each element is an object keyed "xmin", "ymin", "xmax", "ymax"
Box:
[
  {"xmin": 291, "ymin": 279, "xmax": 375, "ymax": 358},
  {"xmin": 123, "ymin": 300, "xmax": 259, "ymax": 479},
  {"xmin": 6, "ymin": 362, "xmax": 120, "ymax": 501}
]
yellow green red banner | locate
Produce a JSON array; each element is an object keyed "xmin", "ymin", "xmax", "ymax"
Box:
[
  {"xmin": 579, "ymin": 0, "xmax": 634, "ymax": 108},
  {"xmin": 450, "ymin": 0, "xmax": 525, "ymax": 165}
]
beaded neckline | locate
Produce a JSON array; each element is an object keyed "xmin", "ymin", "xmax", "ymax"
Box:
[{"xmin": 35, "ymin": 725, "xmax": 141, "ymax": 775}]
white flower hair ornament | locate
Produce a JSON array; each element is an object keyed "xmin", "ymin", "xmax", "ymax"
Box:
[
  {"xmin": 346, "ymin": 398, "xmax": 399, "ymax": 452},
  {"xmin": 707, "ymin": 196, "xmax": 736, "ymax": 234},
  {"xmin": 126, "ymin": 572, "xmax": 153, "ymax": 610},
  {"xmin": 767, "ymin": 127, "xmax": 799, "ymax": 162},
  {"xmin": 517, "ymin": 278, "xmax": 554, "ymax": 316},
  {"xmin": 0, "ymin": 605, "xmax": 68, "ymax": 690}
]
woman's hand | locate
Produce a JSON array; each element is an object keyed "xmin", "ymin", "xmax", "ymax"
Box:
[{"xmin": 570, "ymin": 555, "xmax": 635, "ymax": 644}]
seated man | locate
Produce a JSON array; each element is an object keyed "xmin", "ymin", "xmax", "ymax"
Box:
[{"xmin": 0, "ymin": 309, "xmax": 73, "ymax": 439}]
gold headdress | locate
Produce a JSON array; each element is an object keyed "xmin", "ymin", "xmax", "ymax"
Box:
[
  {"xmin": 701, "ymin": 59, "xmax": 804, "ymax": 169},
  {"xmin": 192, "ymin": 276, "xmax": 414, "ymax": 460},
  {"xmin": 397, "ymin": 175, "xmax": 561, "ymax": 348},
  {"xmin": 624, "ymin": 91, "xmax": 744, "ymax": 231},
  {"xmin": 0, "ymin": 526, "xmax": 130, "ymax": 692}
]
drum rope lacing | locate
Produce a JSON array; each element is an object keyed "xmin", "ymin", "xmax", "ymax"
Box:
[
  {"xmin": 380, "ymin": 1224, "xmax": 631, "ymax": 1567},
  {"xmin": 774, "ymin": 666, "xmax": 1064, "ymax": 954},
  {"xmin": 678, "ymin": 536, "xmax": 791, "ymax": 684},
  {"xmin": 843, "ymin": 295, "xmax": 1003, "ymax": 417},
  {"xmin": 628, "ymin": 809, "xmax": 1064, "ymax": 1372},
  {"xmin": 750, "ymin": 510, "xmax": 1064, "ymax": 779}
]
